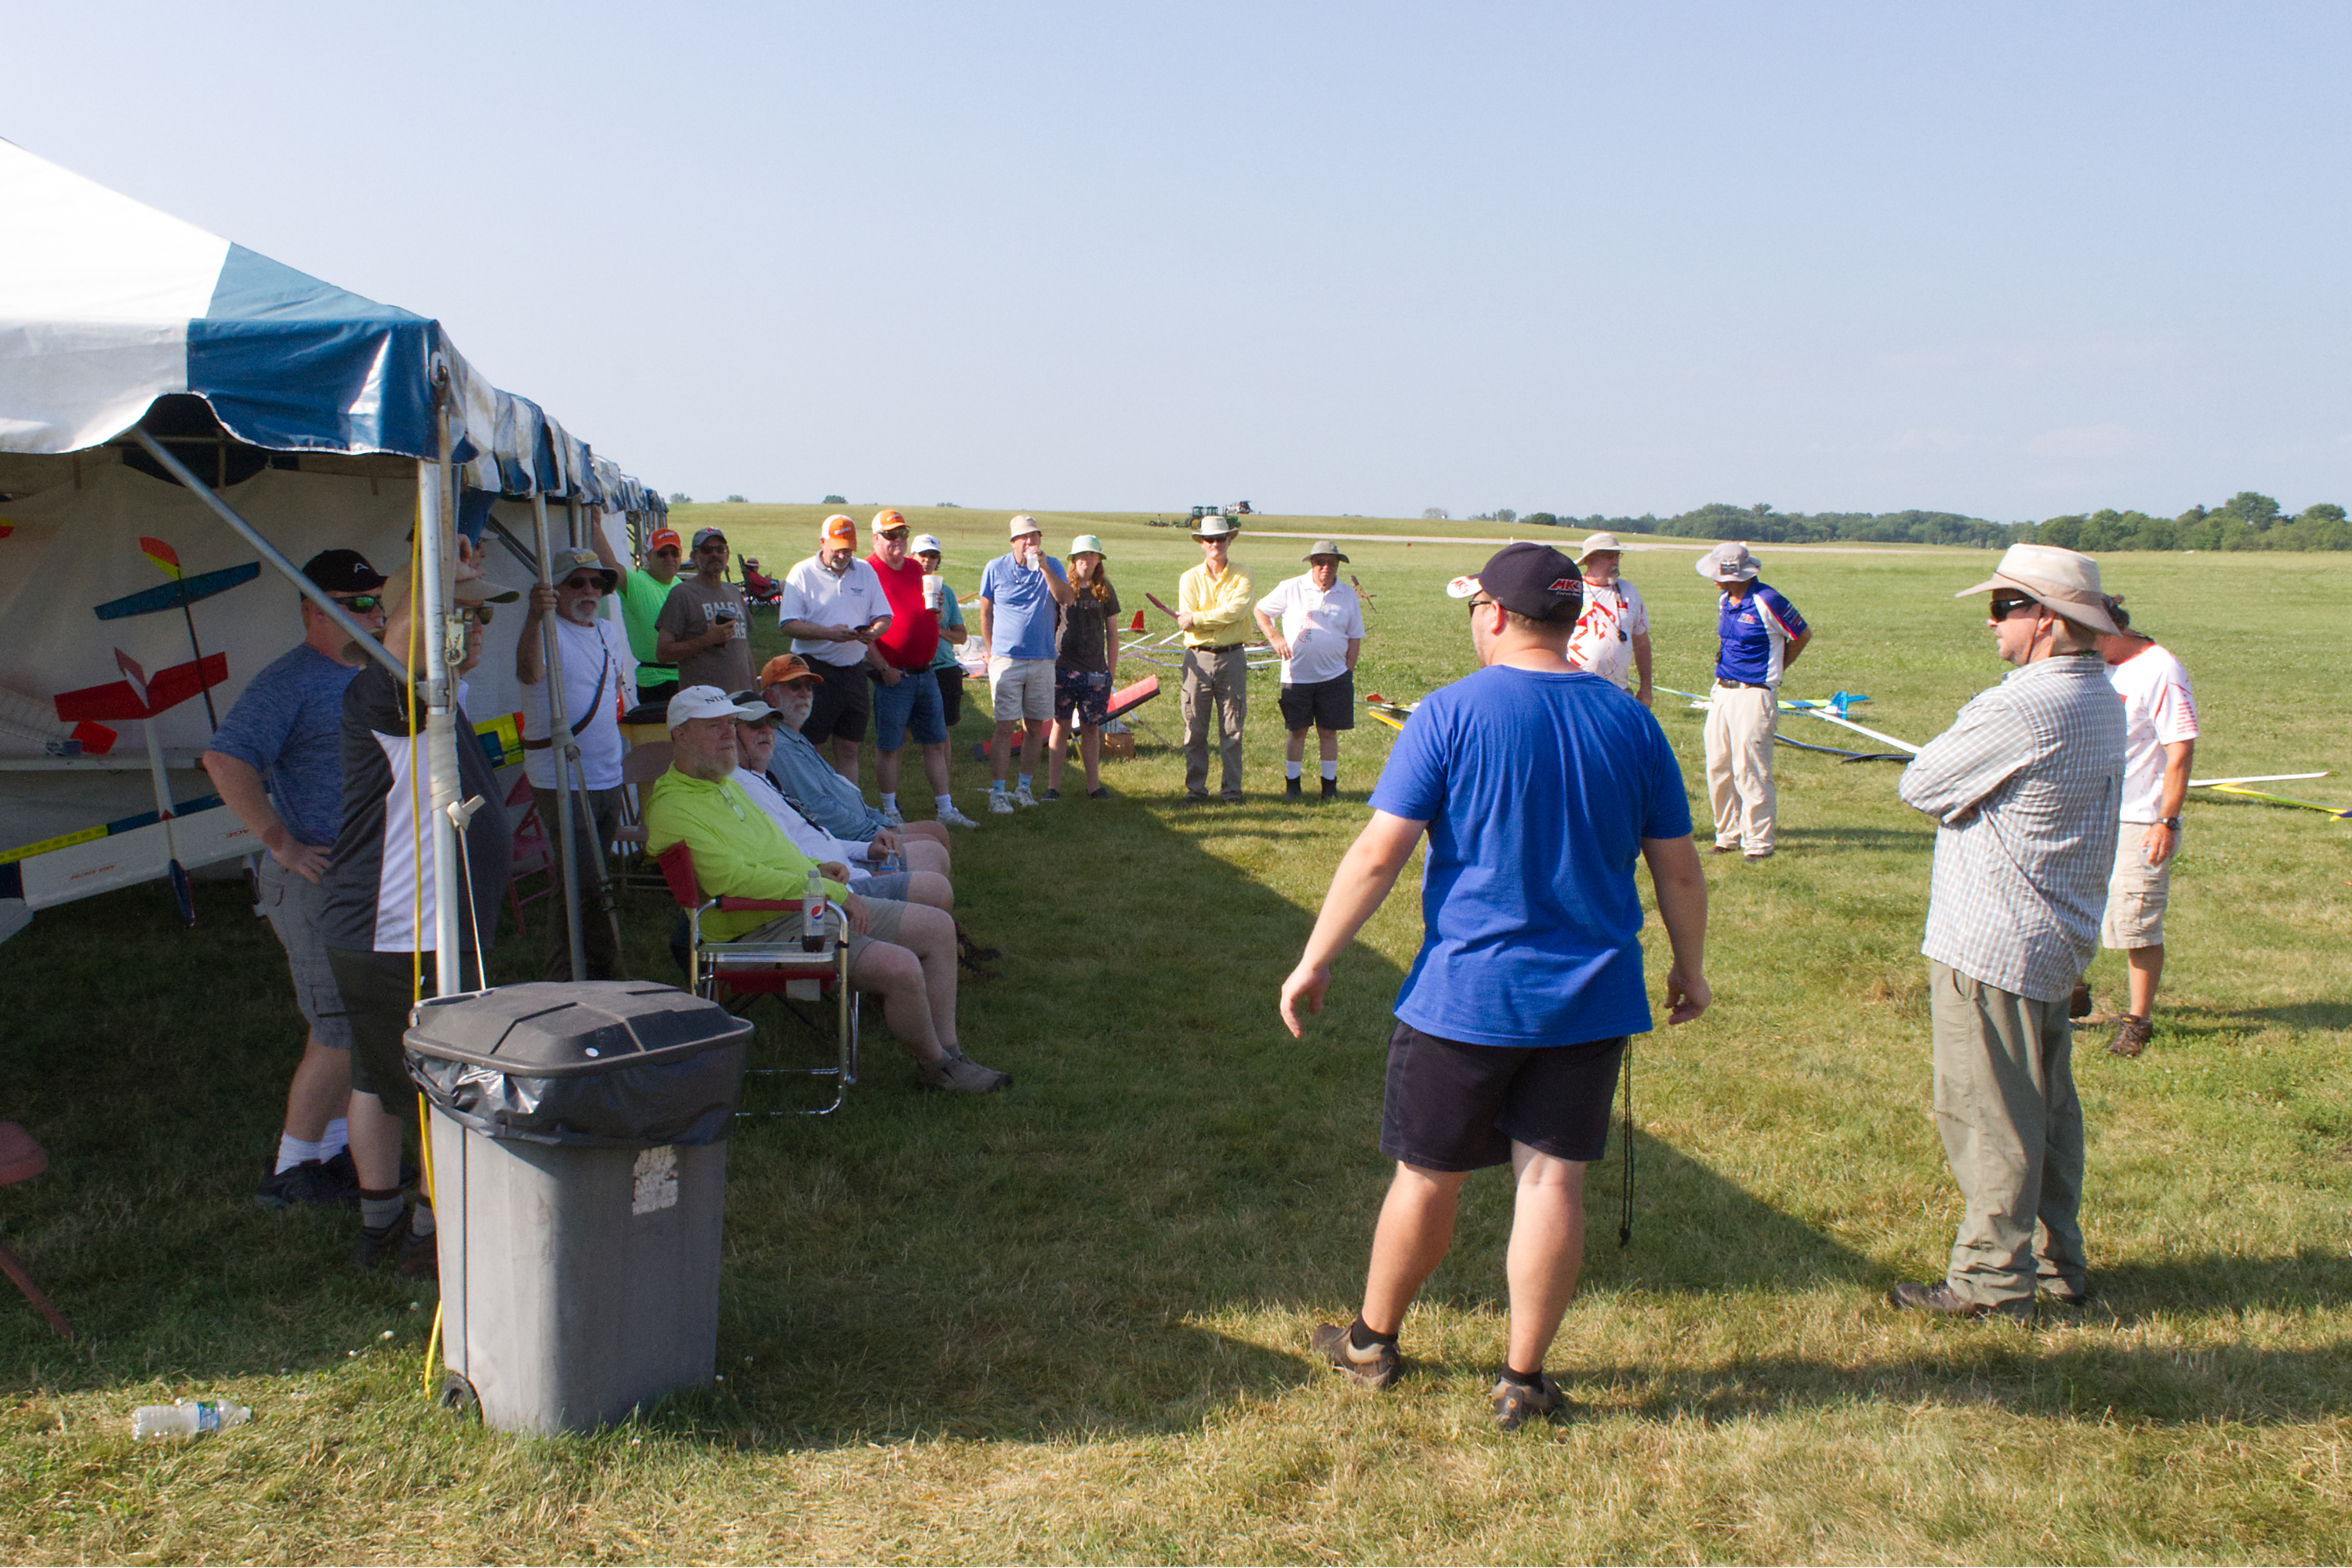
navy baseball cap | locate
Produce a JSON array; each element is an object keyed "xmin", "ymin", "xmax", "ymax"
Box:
[
  {"xmin": 1446, "ymin": 542, "xmax": 1582, "ymax": 620},
  {"xmin": 301, "ymin": 549, "xmax": 387, "ymax": 593}
]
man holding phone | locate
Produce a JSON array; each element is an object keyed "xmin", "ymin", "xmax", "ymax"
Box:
[
  {"xmin": 655, "ymin": 526, "xmax": 755, "ymax": 696},
  {"xmin": 779, "ymin": 513, "xmax": 894, "ymax": 781}
]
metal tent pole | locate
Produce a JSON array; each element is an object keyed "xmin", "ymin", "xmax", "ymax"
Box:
[
  {"xmin": 532, "ymin": 494, "xmax": 589, "ymax": 981},
  {"xmin": 421, "ymin": 408, "xmax": 465, "ymax": 993}
]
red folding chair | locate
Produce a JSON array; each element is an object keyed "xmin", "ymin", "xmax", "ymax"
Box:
[
  {"xmin": 0, "ymin": 1123, "xmax": 71, "ymax": 1340},
  {"xmin": 503, "ymin": 771, "xmax": 552, "ymax": 936},
  {"xmin": 657, "ymin": 841, "xmax": 858, "ymax": 1116}
]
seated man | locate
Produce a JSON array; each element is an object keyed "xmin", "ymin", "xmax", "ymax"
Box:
[
  {"xmin": 731, "ymin": 708, "xmax": 955, "ymax": 913},
  {"xmin": 645, "ymin": 687, "xmax": 1009, "ymax": 1094},
  {"xmin": 740, "ymin": 557, "xmax": 782, "ymax": 605},
  {"xmin": 746, "ymin": 655, "xmax": 953, "ymax": 873}
]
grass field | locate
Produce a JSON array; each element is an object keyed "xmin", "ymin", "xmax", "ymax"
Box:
[{"xmin": 2, "ymin": 516, "xmax": 2348, "ymax": 1563}]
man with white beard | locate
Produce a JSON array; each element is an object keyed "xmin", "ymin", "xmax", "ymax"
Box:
[{"xmin": 517, "ymin": 546, "xmax": 637, "ymax": 980}]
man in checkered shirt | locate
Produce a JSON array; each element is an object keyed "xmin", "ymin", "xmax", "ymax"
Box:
[{"xmin": 1888, "ymin": 544, "xmax": 2126, "ymax": 1321}]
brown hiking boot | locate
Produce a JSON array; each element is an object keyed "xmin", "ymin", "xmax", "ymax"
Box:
[
  {"xmin": 2107, "ymin": 1015, "xmax": 2154, "ymax": 1058},
  {"xmin": 2069, "ymin": 982, "xmax": 2092, "ymax": 1018},
  {"xmin": 1886, "ymin": 1280, "xmax": 2029, "ymax": 1321}
]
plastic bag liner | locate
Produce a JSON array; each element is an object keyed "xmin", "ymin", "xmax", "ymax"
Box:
[{"xmin": 405, "ymin": 982, "xmax": 753, "ymax": 1149}]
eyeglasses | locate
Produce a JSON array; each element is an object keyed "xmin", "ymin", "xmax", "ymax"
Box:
[
  {"xmin": 651, "ymin": 546, "xmax": 681, "ymax": 558},
  {"xmin": 329, "ymin": 593, "xmax": 383, "ymax": 612},
  {"xmin": 878, "ymin": 528, "xmax": 910, "ymax": 541},
  {"xmin": 1988, "ymin": 596, "xmax": 2040, "ymax": 621},
  {"xmin": 1465, "ymin": 596, "xmax": 1496, "ymax": 615},
  {"xmin": 459, "ymin": 605, "xmax": 493, "ymax": 626},
  {"xmin": 560, "ymin": 575, "xmax": 601, "ymax": 592}
]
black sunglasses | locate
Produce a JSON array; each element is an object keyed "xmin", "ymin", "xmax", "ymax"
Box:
[
  {"xmin": 1988, "ymin": 596, "xmax": 2040, "ymax": 621},
  {"xmin": 328, "ymin": 593, "xmax": 383, "ymax": 612}
]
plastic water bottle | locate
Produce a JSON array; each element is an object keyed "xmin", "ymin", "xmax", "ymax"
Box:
[
  {"xmin": 132, "ymin": 1399, "xmax": 250, "ymax": 1439},
  {"xmin": 801, "ymin": 867, "xmax": 824, "ymax": 953}
]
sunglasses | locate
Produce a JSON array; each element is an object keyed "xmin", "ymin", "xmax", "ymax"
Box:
[
  {"xmin": 560, "ymin": 575, "xmax": 602, "ymax": 592},
  {"xmin": 330, "ymin": 593, "xmax": 383, "ymax": 612},
  {"xmin": 651, "ymin": 546, "xmax": 682, "ymax": 557},
  {"xmin": 1988, "ymin": 596, "xmax": 2041, "ymax": 621},
  {"xmin": 459, "ymin": 604, "xmax": 494, "ymax": 626},
  {"xmin": 878, "ymin": 528, "xmax": 910, "ymax": 541}
]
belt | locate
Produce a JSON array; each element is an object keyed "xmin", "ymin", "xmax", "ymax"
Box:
[
  {"xmin": 1715, "ymin": 679, "xmax": 1773, "ymax": 690},
  {"xmin": 1192, "ymin": 643, "xmax": 1245, "ymax": 654}
]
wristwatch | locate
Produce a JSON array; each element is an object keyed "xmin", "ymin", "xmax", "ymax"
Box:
[{"xmin": 2159, "ymin": 815, "xmax": 2181, "ymax": 829}]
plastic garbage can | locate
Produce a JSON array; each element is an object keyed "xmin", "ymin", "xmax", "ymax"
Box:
[{"xmin": 405, "ymin": 981, "xmax": 753, "ymax": 1435}]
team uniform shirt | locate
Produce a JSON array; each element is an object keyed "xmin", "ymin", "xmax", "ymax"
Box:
[
  {"xmin": 779, "ymin": 554, "xmax": 891, "ymax": 669},
  {"xmin": 641, "ymin": 768, "xmax": 848, "ymax": 943},
  {"xmin": 865, "ymin": 554, "xmax": 940, "ymax": 671},
  {"xmin": 926, "ymin": 590, "xmax": 967, "ymax": 673},
  {"xmin": 1177, "ymin": 561, "xmax": 1254, "ymax": 648},
  {"xmin": 320, "ymin": 665, "xmax": 513, "ymax": 956},
  {"xmin": 1896, "ymin": 655, "xmax": 2126, "ymax": 1001},
  {"xmin": 1714, "ymin": 581, "xmax": 1807, "ymax": 687},
  {"xmin": 761, "ymin": 723, "xmax": 891, "ymax": 840},
  {"xmin": 1368, "ymin": 666, "xmax": 1694, "ymax": 1047},
  {"xmin": 616, "ymin": 568, "xmax": 681, "ymax": 689},
  {"xmin": 518, "ymin": 615, "xmax": 637, "ymax": 790},
  {"xmin": 1566, "ymin": 579, "xmax": 1650, "ymax": 691},
  {"xmin": 653, "ymin": 577, "xmax": 754, "ymax": 694},
  {"xmin": 977, "ymin": 552, "xmax": 1068, "ymax": 660},
  {"xmin": 205, "ymin": 643, "xmax": 362, "ymax": 848},
  {"xmin": 1256, "ymin": 574, "xmax": 1364, "ymax": 685},
  {"xmin": 2107, "ymin": 643, "xmax": 2198, "ymax": 823}
]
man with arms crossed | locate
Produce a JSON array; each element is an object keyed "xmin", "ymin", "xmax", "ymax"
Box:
[
  {"xmin": 1177, "ymin": 515, "xmax": 1254, "ymax": 804},
  {"xmin": 1889, "ymin": 543, "xmax": 2125, "ymax": 1319},
  {"xmin": 2089, "ymin": 601, "xmax": 2197, "ymax": 1059},
  {"xmin": 1697, "ymin": 541, "xmax": 1809, "ymax": 859},
  {"xmin": 777, "ymin": 514, "xmax": 891, "ymax": 781},
  {"xmin": 203, "ymin": 549, "xmax": 388, "ymax": 1208},
  {"xmin": 1254, "ymin": 541, "xmax": 1364, "ymax": 801},
  {"xmin": 976, "ymin": 515, "xmax": 1073, "ymax": 812},
  {"xmin": 1565, "ymin": 532, "xmax": 1653, "ymax": 707},
  {"xmin": 1278, "ymin": 543, "xmax": 1711, "ymax": 1430}
]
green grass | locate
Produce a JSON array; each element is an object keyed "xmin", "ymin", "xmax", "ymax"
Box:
[{"xmin": 1, "ymin": 539, "xmax": 2347, "ymax": 1563}]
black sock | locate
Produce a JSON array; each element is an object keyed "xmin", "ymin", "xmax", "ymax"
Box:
[
  {"xmin": 1501, "ymin": 1363, "xmax": 1544, "ymax": 1388},
  {"xmin": 1348, "ymin": 1315, "xmax": 1397, "ymax": 1352}
]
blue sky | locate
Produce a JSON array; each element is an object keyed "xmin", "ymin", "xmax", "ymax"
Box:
[{"xmin": 12, "ymin": 2, "xmax": 2347, "ymax": 520}]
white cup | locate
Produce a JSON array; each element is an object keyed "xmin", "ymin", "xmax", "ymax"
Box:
[{"xmin": 923, "ymin": 573, "xmax": 944, "ymax": 610}]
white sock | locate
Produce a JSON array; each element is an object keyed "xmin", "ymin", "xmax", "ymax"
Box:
[
  {"xmin": 936, "ymin": 793, "xmax": 956, "ymax": 811},
  {"xmin": 408, "ymin": 1202, "xmax": 436, "ymax": 1239},
  {"xmin": 320, "ymin": 1117, "xmax": 349, "ymax": 1158},
  {"xmin": 274, "ymin": 1134, "xmax": 323, "ymax": 1174},
  {"xmin": 1322, "ymin": 760, "xmax": 1338, "ymax": 781},
  {"xmin": 1285, "ymin": 760, "xmax": 1302, "ymax": 780},
  {"xmin": 880, "ymin": 791, "xmax": 898, "ymax": 812}
]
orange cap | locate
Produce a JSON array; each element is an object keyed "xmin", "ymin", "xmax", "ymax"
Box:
[
  {"xmin": 871, "ymin": 508, "xmax": 906, "ymax": 535},
  {"xmin": 758, "ymin": 653, "xmax": 819, "ymax": 688},
  {"xmin": 819, "ymin": 514, "xmax": 857, "ymax": 546}
]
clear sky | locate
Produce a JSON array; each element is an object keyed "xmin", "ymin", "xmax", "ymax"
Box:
[{"xmin": 11, "ymin": 2, "xmax": 2347, "ymax": 521}]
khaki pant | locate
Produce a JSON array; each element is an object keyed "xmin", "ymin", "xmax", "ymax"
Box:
[
  {"xmin": 1704, "ymin": 684, "xmax": 1777, "ymax": 851},
  {"xmin": 1929, "ymin": 960, "xmax": 2086, "ymax": 1308},
  {"xmin": 1181, "ymin": 647, "xmax": 1248, "ymax": 800}
]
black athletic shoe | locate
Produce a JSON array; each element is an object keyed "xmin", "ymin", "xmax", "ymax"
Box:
[
  {"xmin": 255, "ymin": 1157, "xmax": 359, "ymax": 1210},
  {"xmin": 1285, "ymin": 778, "xmax": 1304, "ymax": 800},
  {"xmin": 1319, "ymin": 778, "xmax": 1338, "ymax": 800},
  {"xmin": 1308, "ymin": 1323, "xmax": 1400, "ymax": 1388},
  {"xmin": 355, "ymin": 1209, "xmax": 439, "ymax": 1279}
]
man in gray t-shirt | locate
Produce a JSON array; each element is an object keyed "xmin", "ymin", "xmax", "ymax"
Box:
[{"xmin": 655, "ymin": 526, "xmax": 755, "ymax": 693}]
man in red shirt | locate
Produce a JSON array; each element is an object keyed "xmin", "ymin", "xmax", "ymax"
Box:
[{"xmin": 866, "ymin": 510, "xmax": 973, "ymax": 827}]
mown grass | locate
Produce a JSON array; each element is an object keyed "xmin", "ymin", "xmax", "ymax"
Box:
[{"xmin": 0, "ymin": 529, "xmax": 2346, "ymax": 1563}]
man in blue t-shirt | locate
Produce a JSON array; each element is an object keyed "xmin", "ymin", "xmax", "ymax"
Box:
[
  {"xmin": 976, "ymin": 515, "xmax": 1074, "ymax": 811},
  {"xmin": 1697, "ymin": 540, "xmax": 1811, "ymax": 858},
  {"xmin": 1277, "ymin": 541, "xmax": 1713, "ymax": 1432},
  {"xmin": 201, "ymin": 548, "xmax": 388, "ymax": 1212}
]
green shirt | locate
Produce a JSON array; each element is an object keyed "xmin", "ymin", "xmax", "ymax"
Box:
[
  {"xmin": 644, "ymin": 768, "xmax": 849, "ymax": 941},
  {"xmin": 926, "ymin": 590, "xmax": 967, "ymax": 673},
  {"xmin": 618, "ymin": 567, "xmax": 681, "ymax": 686}
]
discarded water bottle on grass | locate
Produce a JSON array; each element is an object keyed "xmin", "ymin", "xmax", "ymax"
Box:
[
  {"xmin": 801, "ymin": 867, "xmax": 823, "ymax": 953},
  {"xmin": 131, "ymin": 1399, "xmax": 250, "ymax": 1439}
]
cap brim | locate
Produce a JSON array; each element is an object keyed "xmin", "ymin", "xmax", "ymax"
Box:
[
  {"xmin": 1444, "ymin": 575, "xmax": 1482, "ymax": 600},
  {"xmin": 1952, "ymin": 575, "xmax": 2014, "ymax": 600}
]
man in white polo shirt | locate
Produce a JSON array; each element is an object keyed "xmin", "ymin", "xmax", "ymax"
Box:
[
  {"xmin": 778, "ymin": 513, "xmax": 892, "ymax": 782},
  {"xmin": 1565, "ymin": 532, "xmax": 1653, "ymax": 707},
  {"xmin": 2091, "ymin": 600, "xmax": 2198, "ymax": 1059},
  {"xmin": 1254, "ymin": 541, "xmax": 1366, "ymax": 801}
]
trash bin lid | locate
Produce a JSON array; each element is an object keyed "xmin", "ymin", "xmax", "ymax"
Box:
[{"xmin": 405, "ymin": 982, "xmax": 753, "ymax": 1076}]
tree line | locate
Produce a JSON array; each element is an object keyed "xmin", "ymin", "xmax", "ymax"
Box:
[{"xmin": 1512, "ymin": 491, "xmax": 2349, "ymax": 551}]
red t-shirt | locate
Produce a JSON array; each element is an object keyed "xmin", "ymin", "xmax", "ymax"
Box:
[{"xmin": 866, "ymin": 553, "xmax": 940, "ymax": 670}]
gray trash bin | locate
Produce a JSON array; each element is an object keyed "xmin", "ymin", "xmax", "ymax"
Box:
[{"xmin": 405, "ymin": 981, "xmax": 753, "ymax": 1436}]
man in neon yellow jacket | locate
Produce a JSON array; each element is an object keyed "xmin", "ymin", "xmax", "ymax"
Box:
[{"xmin": 645, "ymin": 686, "xmax": 1010, "ymax": 1093}]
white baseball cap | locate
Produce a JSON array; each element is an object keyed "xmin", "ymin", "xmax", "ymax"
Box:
[
  {"xmin": 666, "ymin": 684, "xmax": 772, "ymax": 730},
  {"xmin": 909, "ymin": 533, "xmax": 944, "ymax": 555}
]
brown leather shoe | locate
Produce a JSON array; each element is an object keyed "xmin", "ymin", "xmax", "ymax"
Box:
[
  {"xmin": 2107, "ymin": 1015, "xmax": 2154, "ymax": 1058},
  {"xmin": 2069, "ymin": 982, "xmax": 2092, "ymax": 1018},
  {"xmin": 1886, "ymin": 1280, "xmax": 2028, "ymax": 1320}
]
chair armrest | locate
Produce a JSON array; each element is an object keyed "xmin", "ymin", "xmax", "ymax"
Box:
[{"xmin": 714, "ymin": 896, "xmax": 801, "ymax": 912}]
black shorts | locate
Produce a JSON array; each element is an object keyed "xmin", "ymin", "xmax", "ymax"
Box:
[
  {"xmin": 1378, "ymin": 1021, "xmax": 1627, "ymax": 1171},
  {"xmin": 802, "ymin": 658, "xmax": 871, "ymax": 744},
  {"xmin": 935, "ymin": 666, "xmax": 966, "ymax": 728},
  {"xmin": 326, "ymin": 946, "xmax": 485, "ymax": 1105},
  {"xmin": 1278, "ymin": 672, "xmax": 1356, "ymax": 733}
]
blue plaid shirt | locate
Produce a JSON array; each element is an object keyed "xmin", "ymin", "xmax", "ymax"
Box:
[{"xmin": 1897, "ymin": 655, "xmax": 2125, "ymax": 1002}]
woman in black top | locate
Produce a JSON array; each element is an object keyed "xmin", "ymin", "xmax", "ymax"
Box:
[{"xmin": 1047, "ymin": 535, "xmax": 1122, "ymax": 800}]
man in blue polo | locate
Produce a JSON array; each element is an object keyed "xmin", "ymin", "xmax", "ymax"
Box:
[
  {"xmin": 1697, "ymin": 541, "xmax": 1811, "ymax": 859},
  {"xmin": 1278, "ymin": 542, "xmax": 1713, "ymax": 1432}
]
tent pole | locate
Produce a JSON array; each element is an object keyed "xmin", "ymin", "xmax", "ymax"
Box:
[
  {"xmin": 129, "ymin": 430, "xmax": 405, "ymax": 683},
  {"xmin": 421, "ymin": 415, "xmax": 463, "ymax": 996},
  {"xmin": 532, "ymin": 493, "xmax": 589, "ymax": 981}
]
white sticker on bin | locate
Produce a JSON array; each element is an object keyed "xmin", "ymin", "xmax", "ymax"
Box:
[{"xmin": 631, "ymin": 1145, "xmax": 680, "ymax": 1215}]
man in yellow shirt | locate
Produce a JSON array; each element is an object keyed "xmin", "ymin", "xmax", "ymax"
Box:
[
  {"xmin": 644, "ymin": 686, "xmax": 1010, "ymax": 1093},
  {"xmin": 1175, "ymin": 515, "xmax": 1254, "ymax": 803}
]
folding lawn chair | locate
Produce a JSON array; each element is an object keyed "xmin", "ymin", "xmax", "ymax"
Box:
[
  {"xmin": 503, "ymin": 771, "xmax": 552, "ymax": 936},
  {"xmin": 656, "ymin": 841, "xmax": 859, "ymax": 1116},
  {"xmin": 0, "ymin": 1122, "xmax": 71, "ymax": 1340},
  {"xmin": 608, "ymin": 740, "xmax": 674, "ymax": 898}
]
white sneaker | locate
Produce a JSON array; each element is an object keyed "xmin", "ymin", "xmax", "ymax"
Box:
[
  {"xmin": 936, "ymin": 801, "xmax": 978, "ymax": 829},
  {"xmin": 988, "ymin": 792, "xmax": 1015, "ymax": 815},
  {"xmin": 1013, "ymin": 784, "xmax": 1039, "ymax": 808},
  {"xmin": 879, "ymin": 805, "xmax": 905, "ymax": 827}
]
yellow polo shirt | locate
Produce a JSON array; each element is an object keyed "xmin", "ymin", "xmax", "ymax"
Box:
[{"xmin": 1178, "ymin": 562, "xmax": 1254, "ymax": 648}]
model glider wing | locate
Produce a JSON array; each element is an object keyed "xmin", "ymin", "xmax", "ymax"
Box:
[{"xmin": 93, "ymin": 561, "xmax": 261, "ymax": 622}]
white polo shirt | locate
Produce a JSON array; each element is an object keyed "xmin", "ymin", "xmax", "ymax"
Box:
[
  {"xmin": 779, "ymin": 554, "xmax": 891, "ymax": 668},
  {"xmin": 1255, "ymin": 574, "xmax": 1365, "ymax": 685}
]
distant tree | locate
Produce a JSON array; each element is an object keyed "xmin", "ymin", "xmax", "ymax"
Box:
[
  {"xmin": 1523, "ymin": 512, "xmax": 1559, "ymax": 528},
  {"xmin": 936, "ymin": 502, "xmax": 961, "ymax": 509},
  {"xmin": 1423, "ymin": 507, "xmax": 1450, "ymax": 521},
  {"xmin": 1496, "ymin": 508, "xmax": 1517, "ymax": 524},
  {"xmin": 725, "ymin": 494, "xmax": 747, "ymax": 504},
  {"xmin": 822, "ymin": 494, "xmax": 847, "ymax": 505},
  {"xmin": 2216, "ymin": 490, "xmax": 2282, "ymax": 529},
  {"xmin": 2300, "ymin": 502, "xmax": 2347, "ymax": 525},
  {"xmin": 668, "ymin": 492, "xmax": 691, "ymax": 504},
  {"xmin": 1470, "ymin": 512, "xmax": 1495, "ymax": 522}
]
